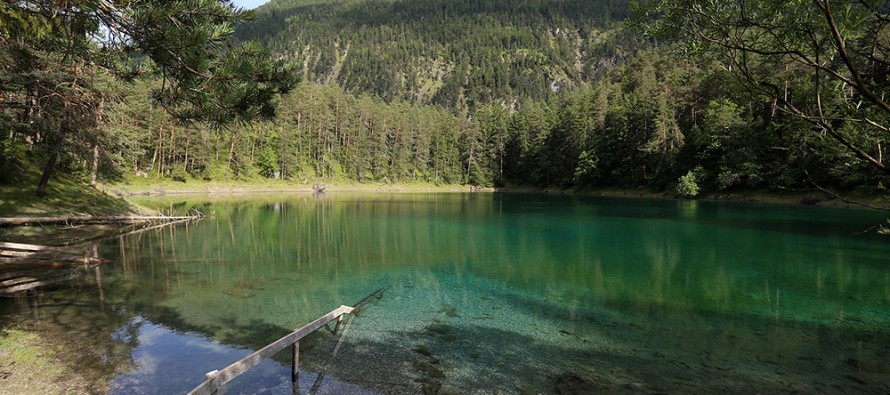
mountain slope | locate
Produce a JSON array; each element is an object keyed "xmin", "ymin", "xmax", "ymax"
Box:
[{"xmin": 237, "ymin": 0, "xmax": 632, "ymax": 108}]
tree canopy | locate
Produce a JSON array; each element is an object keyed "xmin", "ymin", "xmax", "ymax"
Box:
[
  {"xmin": 1, "ymin": 0, "xmax": 298, "ymax": 194},
  {"xmin": 632, "ymin": 0, "xmax": 890, "ymax": 175}
]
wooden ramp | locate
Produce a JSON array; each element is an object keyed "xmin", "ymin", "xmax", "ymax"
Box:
[{"xmin": 187, "ymin": 285, "xmax": 390, "ymax": 395}]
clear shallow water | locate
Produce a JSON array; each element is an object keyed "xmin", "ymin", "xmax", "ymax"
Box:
[{"xmin": 2, "ymin": 193, "xmax": 890, "ymax": 394}]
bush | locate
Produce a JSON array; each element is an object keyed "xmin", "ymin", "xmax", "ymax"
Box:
[
  {"xmin": 170, "ymin": 167, "xmax": 188, "ymax": 183},
  {"xmin": 676, "ymin": 169, "xmax": 700, "ymax": 198},
  {"xmin": 573, "ymin": 150, "xmax": 599, "ymax": 185},
  {"xmin": 257, "ymin": 146, "xmax": 279, "ymax": 178}
]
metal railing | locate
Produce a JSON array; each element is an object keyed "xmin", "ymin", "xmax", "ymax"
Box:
[{"xmin": 186, "ymin": 286, "xmax": 390, "ymax": 395}]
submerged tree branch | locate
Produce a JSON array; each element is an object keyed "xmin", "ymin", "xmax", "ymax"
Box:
[{"xmin": 804, "ymin": 170, "xmax": 890, "ymax": 211}]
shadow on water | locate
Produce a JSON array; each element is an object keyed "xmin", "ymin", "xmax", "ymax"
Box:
[
  {"xmin": 483, "ymin": 290, "xmax": 890, "ymax": 394},
  {"xmin": 275, "ymin": 317, "xmax": 889, "ymax": 395}
]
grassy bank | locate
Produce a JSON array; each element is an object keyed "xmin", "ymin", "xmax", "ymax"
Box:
[
  {"xmin": 0, "ymin": 327, "xmax": 107, "ymax": 395},
  {"xmin": 108, "ymin": 175, "xmax": 480, "ymax": 195},
  {"xmin": 0, "ymin": 170, "xmax": 142, "ymax": 218},
  {"xmin": 110, "ymin": 174, "xmax": 890, "ymax": 209},
  {"xmin": 0, "ymin": 170, "xmax": 151, "ymax": 245}
]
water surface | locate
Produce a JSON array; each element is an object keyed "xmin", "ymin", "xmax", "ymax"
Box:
[{"xmin": 2, "ymin": 193, "xmax": 889, "ymax": 394}]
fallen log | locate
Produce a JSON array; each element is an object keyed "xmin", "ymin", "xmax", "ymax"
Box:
[
  {"xmin": 0, "ymin": 215, "xmax": 198, "ymax": 227},
  {"xmin": 0, "ymin": 242, "xmax": 84, "ymax": 253},
  {"xmin": 0, "ymin": 272, "xmax": 79, "ymax": 294}
]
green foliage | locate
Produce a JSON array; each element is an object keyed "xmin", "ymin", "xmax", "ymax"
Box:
[
  {"xmin": 170, "ymin": 168, "xmax": 189, "ymax": 183},
  {"xmin": 257, "ymin": 146, "xmax": 280, "ymax": 178},
  {"xmin": 632, "ymin": 0, "xmax": 890, "ymax": 176},
  {"xmin": 0, "ymin": 1, "xmax": 298, "ymax": 195},
  {"xmin": 573, "ymin": 150, "xmax": 599, "ymax": 185},
  {"xmin": 676, "ymin": 168, "xmax": 701, "ymax": 198}
]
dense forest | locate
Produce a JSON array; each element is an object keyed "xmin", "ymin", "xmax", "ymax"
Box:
[{"xmin": 2, "ymin": 0, "xmax": 888, "ymax": 199}]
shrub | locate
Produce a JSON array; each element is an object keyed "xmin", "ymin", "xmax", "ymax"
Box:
[{"xmin": 676, "ymin": 170, "xmax": 700, "ymax": 198}]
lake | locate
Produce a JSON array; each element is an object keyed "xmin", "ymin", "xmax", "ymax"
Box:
[{"xmin": 2, "ymin": 193, "xmax": 889, "ymax": 394}]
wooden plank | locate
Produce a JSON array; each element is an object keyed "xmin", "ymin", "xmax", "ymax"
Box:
[{"xmin": 188, "ymin": 305, "xmax": 355, "ymax": 395}]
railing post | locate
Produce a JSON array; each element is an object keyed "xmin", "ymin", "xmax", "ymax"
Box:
[
  {"xmin": 291, "ymin": 341, "xmax": 300, "ymax": 393},
  {"xmin": 205, "ymin": 370, "xmax": 220, "ymax": 395},
  {"xmin": 333, "ymin": 314, "xmax": 344, "ymax": 334}
]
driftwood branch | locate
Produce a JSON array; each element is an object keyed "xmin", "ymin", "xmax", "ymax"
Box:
[{"xmin": 804, "ymin": 170, "xmax": 890, "ymax": 212}]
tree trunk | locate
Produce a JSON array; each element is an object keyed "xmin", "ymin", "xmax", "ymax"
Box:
[
  {"xmin": 168, "ymin": 125, "xmax": 176, "ymax": 175},
  {"xmin": 184, "ymin": 136, "xmax": 190, "ymax": 172},
  {"xmin": 154, "ymin": 126, "xmax": 163, "ymax": 178},
  {"xmin": 228, "ymin": 130, "xmax": 238, "ymax": 168},
  {"xmin": 36, "ymin": 132, "xmax": 65, "ymax": 196},
  {"xmin": 90, "ymin": 143, "xmax": 100, "ymax": 187}
]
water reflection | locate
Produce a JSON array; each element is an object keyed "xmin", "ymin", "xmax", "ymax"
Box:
[{"xmin": 2, "ymin": 193, "xmax": 889, "ymax": 393}]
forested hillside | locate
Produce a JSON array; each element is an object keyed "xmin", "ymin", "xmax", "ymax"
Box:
[
  {"xmin": 3, "ymin": 0, "xmax": 887, "ymax": 203},
  {"xmin": 237, "ymin": 0, "xmax": 632, "ymax": 108}
]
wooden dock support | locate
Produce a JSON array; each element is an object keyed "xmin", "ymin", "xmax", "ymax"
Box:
[
  {"xmin": 292, "ymin": 342, "xmax": 300, "ymax": 391},
  {"xmin": 186, "ymin": 285, "xmax": 391, "ymax": 395},
  {"xmin": 333, "ymin": 315, "xmax": 344, "ymax": 334}
]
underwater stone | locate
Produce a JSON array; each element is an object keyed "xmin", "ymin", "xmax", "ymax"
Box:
[
  {"xmin": 412, "ymin": 345, "xmax": 433, "ymax": 356},
  {"xmin": 439, "ymin": 304, "xmax": 460, "ymax": 318},
  {"xmin": 556, "ymin": 371, "xmax": 600, "ymax": 395},
  {"xmin": 414, "ymin": 377, "xmax": 442, "ymax": 395},
  {"xmin": 844, "ymin": 374, "xmax": 869, "ymax": 385},
  {"xmin": 415, "ymin": 361, "xmax": 445, "ymax": 379},
  {"xmin": 426, "ymin": 323, "xmax": 450, "ymax": 335},
  {"xmin": 847, "ymin": 358, "xmax": 890, "ymax": 373}
]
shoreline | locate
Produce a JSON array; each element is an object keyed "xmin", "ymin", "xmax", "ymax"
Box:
[
  {"xmin": 500, "ymin": 185, "xmax": 890, "ymax": 210},
  {"xmin": 107, "ymin": 181, "xmax": 487, "ymax": 196},
  {"xmin": 110, "ymin": 180, "xmax": 889, "ymax": 210}
]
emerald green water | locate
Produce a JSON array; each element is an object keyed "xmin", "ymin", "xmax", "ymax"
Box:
[{"xmin": 2, "ymin": 193, "xmax": 890, "ymax": 394}]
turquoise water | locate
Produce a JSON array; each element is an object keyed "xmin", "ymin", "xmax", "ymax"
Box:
[{"xmin": 2, "ymin": 193, "xmax": 890, "ymax": 394}]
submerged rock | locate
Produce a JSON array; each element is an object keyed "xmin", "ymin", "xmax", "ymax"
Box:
[
  {"xmin": 411, "ymin": 345, "xmax": 432, "ymax": 356},
  {"xmin": 425, "ymin": 323, "xmax": 450, "ymax": 335},
  {"xmin": 415, "ymin": 361, "xmax": 445, "ymax": 379},
  {"xmin": 845, "ymin": 374, "xmax": 869, "ymax": 385},
  {"xmin": 556, "ymin": 371, "xmax": 600, "ymax": 395},
  {"xmin": 438, "ymin": 304, "xmax": 460, "ymax": 318},
  {"xmin": 847, "ymin": 358, "xmax": 890, "ymax": 373},
  {"xmin": 414, "ymin": 377, "xmax": 442, "ymax": 395}
]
